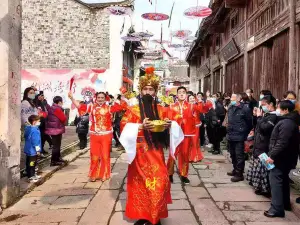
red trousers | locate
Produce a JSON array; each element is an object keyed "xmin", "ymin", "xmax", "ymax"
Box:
[
  {"xmin": 89, "ymin": 133, "xmax": 112, "ymax": 181},
  {"xmin": 167, "ymin": 136, "xmax": 193, "ymax": 177},
  {"xmin": 189, "ymin": 128, "xmax": 204, "ymax": 162}
]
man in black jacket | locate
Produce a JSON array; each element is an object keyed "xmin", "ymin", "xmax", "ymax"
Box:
[
  {"xmin": 227, "ymin": 93, "xmax": 253, "ymax": 182},
  {"xmin": 264, "ymin": 100, "xmax": 300, "ymax": 218}
]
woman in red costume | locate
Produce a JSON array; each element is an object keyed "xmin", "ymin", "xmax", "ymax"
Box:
[
  {"xmin": 69, "ymin": 92, "xmax": 126, "ymax": 182},
  {"xmin": 120, "ymin": 67, "xmax": 180, "ymax": 225},
  {"xmin": 187, "ymin": 94, "xmax": 204, "ymax": 162}
]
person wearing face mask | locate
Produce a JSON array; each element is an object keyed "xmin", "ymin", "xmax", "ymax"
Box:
[
  {"xmin": 69, "ymin": 91, "xmax": 127, "ymax": 182},
  {"xmin": 21, "ymin": 87, "xmax": 39, "ymax": 126},
  {"xmin": 246, "ymin": 89, "xmax": 258, "ymax": 110},
  {"xmin": 246, "ymin": 95, "xmax": 277, "ymax": 197},
  {"xmin": 264, "ymin": 100, "xmax": 300, "ymax": 218},
  {"xmin": 24, "ymin": 115, "xmax": 41, "ymax": 183},
  {"xmin": 45, "ymin": 96, "xmax": 67, "ymax": 167},
  {"xmin": 227, "ymin": 93, "xmax": 253, "ymax": 182}
]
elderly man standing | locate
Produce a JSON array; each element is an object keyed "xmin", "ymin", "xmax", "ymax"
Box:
[{"xmin": 227, "ymin": 93, "xmax": 253, "ymax": 182}]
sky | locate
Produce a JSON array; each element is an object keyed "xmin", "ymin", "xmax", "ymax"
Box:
[{"xmin": 133, "ymin": 0, "xmax": 210, "ymax": 59}]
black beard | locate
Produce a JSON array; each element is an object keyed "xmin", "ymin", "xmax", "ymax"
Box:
[{"xmin": 142, "ymin": 94, "xmax": 154, "ymax": 104}]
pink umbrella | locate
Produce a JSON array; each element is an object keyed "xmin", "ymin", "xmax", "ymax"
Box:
[{"xmin": 184, "ymin": 6, "xmax": 212, "ymax": 19}]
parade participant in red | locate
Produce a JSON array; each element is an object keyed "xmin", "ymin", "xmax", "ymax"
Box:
[
  {"xmin": 187, "ymin": 95, "xmax": 204, "ymax": 163},
  {"xmin": 119, "ymin": 67, "xmax": 183, "ymax": 225},
  {"xmin": 167, "ymin": 87, "xmax": 209, "ymax": 184},
  {"xmin": 69, "ymin": 92, "xmax": 126, "ymax": 182}
]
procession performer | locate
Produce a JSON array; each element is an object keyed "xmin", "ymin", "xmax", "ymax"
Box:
[
  {"xmin": 69, "ymin": 92, "xmax": 126, "ymax": 182},
  {"xmin": 119, "ymin": 67, "xmax": 183, "ymax": 225},
  {"xmin": 167, "ymin": 87, "xmax": 209, "ymax": 184},
  {"xmin": 187, "ymin": 95, "xmax": 204, "ymax": 163}
]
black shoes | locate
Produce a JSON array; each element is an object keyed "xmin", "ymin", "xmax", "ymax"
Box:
[
  {"xmin": 134, "ymin": 219, "xmax": 161, "ymax": 225},
  {"xmin": 50, "ymin": 159, "xmax": 66, "ymax": 167},
  {"xmin": 254, "ymin": 189, "xmax": 271, "ymax": 198},
  {"xmin": 231, "ymin": 175, "xmax": 244, "ymax": 182},
  {"xmin": 264, "ymin": 210, "xmax": 285, "ymax": 218},
  {"xmin": 227, "ymin": 170, "xmax": 236, "ymax": 176},
  {"xmin": 134, "ymin": 220, "xmax": 150, "ymax": 225},
  {"xmin": 181, "ymin": 176, "xmax": 190, "ymax": 184},
  {"xmin": 169, "ymin": 175, "xmax": 173, "ymax": 183}
]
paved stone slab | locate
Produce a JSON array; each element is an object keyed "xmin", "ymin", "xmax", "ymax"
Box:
[
  {"xmin": 115, "ymin": 199, "xmax": 126, "ymax": 212},
  {"xmin": 0, "ymin": 209, "xmax": 84, "ymax": 223},
  {"xmin": 192, "ymin": 199, "xmax": 228, "ymax": 223},
  {"xmin": 202, "ymin": 177, "xmax": 232, "ymax": 184},
  {"xmin": 171, "ymin": 191, "xmax": 187, "ymax": 199},
  {"xmin": 171, "ymin": 183, "xmax": 183, "ymax": 191},
  {"xmin": 78, "ymin": 190, "xmax": 119, "ymax": 225},
  {"xmin": 84, "ymin": 181, "xmax": 102, "ymax": 189},
  {"xmin": 188, "ymin": 165, "xmax": 198, "ymax": 175},
  {"xmin": 161, "ymin": 210, "xmax": 198, "ymax": 225},
  {"xmin": 201, "ymin": 222, "xmax": 230, "ymax": 225},
  {"xmin": 193, "ymin": 164, "xmax": 209, "ymax": 170},
  {"xmin": 26, "ymin": 188, "xmax": 97, "ymax": 197},
  {"xmin": 109, "ymin": 212, "xmax": 135, "ymax": 225},
  {"xmin": 8, "ymin": 196, "xmax": 58, "ymax": 211},
  {"xmin": 100, "ymin": 174, "xmax": 125, "ymax": 190},
  {"xmin": 204, "ymin": 183, "xmax": 216, "ymax": 188},
  {"xmin": 49, "ymin": 195, "xmax": 93, "ymax": 209},
  {"xmin": 34, "ymin": 183, "xmax": 85, "ymax": 191},
  {"xmin": 216, "ymin": 202, "xmax": 271, "ymax": 211},
  {"xmin": 223, "ymin": 211, "xmax": 299, "ymax": 222},
  {"xmin": 188, "ymin": 175, "xmax": 202, "ymax": 187},
  {"xmin": 119, "ymin": 192, "xmax": 127, "ymax": 200},
  {"xmin": 168, "ymin": 199, "xmax": 191, "ymax": 210},
  {"xmin": 246, "ymin": 223, "xmax": 300, "ymax": 225},
  {"xmin": 185, "ymin": 186, "xmax": 210, "ymax": 200},
  {"xmin": 208, "ymin": 187, "xmax": 270, "ymax": 202},
  {"xmin": 216, "ymin": 183, "xmax": 249, "ymax": 187}
]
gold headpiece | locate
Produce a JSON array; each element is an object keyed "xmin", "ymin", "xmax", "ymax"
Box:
[{"xmin": 139, "ymin": 67, "xmax": 160, "ymax": 91}]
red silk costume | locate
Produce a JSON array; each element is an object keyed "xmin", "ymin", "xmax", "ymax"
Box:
[
  {"xmin": 121, "ymin": 104, "xmax": 172, "ymax": 224},
  {"xmin": 88, "ymin": 101, "xmax": 125, "ymax": 181},
  {"xmin": 167, "ymin": 101, "xmax": 208, "ymax": 177},
  {"xmin": 189, "ymin": 109, "xmax": 204, "ymax": 162}
]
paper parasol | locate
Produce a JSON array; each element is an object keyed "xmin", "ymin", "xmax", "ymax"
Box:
[
  {"xmin": 168, "ymin": 44, "xmax": 185, "ymax": 48},
  {"xmin": 141, "ymin": 13, "xmax": 169, "ymax": 21},
  {"xmin": 171, "ymin": 30, "xmax": 192, "ymax": 40},
  {"xmin": 121, "ymin": 36, "xmax": 141, "ymax": 41},
  {"xmin": 105, "ymin": 6, "xmax": 132, "ymax": 16},
  {"xmin": 152, "ymin": 39, "xmax": 170, "ymax": 44},
  {"xmin": 132, "ymin": 32, "xmax": 154, "ymax": 39},
  {"xmin": 184, "ymin": 6, "xmax": 212, "ymax": 19}
]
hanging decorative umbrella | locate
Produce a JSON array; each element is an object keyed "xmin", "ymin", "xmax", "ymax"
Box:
[
  {"xmin": 184, "ymin": 6, "xmax": 212, "ymax": 19},
  {"xmin": 141, "ymin": 12, "xmax": 169, "ymax": 21},
  {"xmin": 171, "ymin": 30, "xmax": 192, "ymax": 40},
  {"xmin": 168, "ymin": 44, "xmax": 185, "ymax": 48},
  {"xmin": 121, "ymin": 36, "xmax": 141, "ymax": 42},
  {"xmin": 132, "ymin": 32, "xmax": 154, "ymax": 39},
  {"xmin": 105, "ymin": 6, "xmax": 132, "ymax": 16},
  {"xmin": 152, "ymin": 39, "xmax": 170, "ymax": 44}
]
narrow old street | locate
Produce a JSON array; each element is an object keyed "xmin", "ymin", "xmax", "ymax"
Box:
[{"xmin": 0, "ymin": 148, "xmax": 299, "ymax": 225}]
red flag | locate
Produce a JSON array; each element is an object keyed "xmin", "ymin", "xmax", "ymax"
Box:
[{"xmin": 70, "ymin": 76, "xmax": 75, "ymax": 91}]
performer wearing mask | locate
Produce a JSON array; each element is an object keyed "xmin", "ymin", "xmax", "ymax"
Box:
[
  {"xmin": 119, "ymin": 67, "xmax": 183, "ymax": 225},
  {"xmin": 167, "ymin": 87, "xmax": 209, "ymax": 184},
  {"xmin": 69, "ymin": 91, "xmax": 126, "ymax": 182}
]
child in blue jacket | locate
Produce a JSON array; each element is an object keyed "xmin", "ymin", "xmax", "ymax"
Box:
[{"xmin": 24, "ymin": 115, "xmax": 41, "ymax": 183}]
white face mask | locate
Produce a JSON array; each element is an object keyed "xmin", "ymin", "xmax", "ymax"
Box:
[
  {"xmin": 28, "ymin": 93, "xmax": 35, "ymax": 100},
  {"xmin": 35, "ymin": 122, "xmax": 41, "ymax": 126},
  {"xmin": 275, "ymin": 109, "xmax": 281, "ymax": 116},
  {"xmin": 246, "ymin": 93, "xmax": 251, "ymax": 97}
]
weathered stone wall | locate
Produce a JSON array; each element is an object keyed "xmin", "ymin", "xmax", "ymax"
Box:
[
  {"xmin": 21, "ymin": 0, "xmax": 110, "ymax": 69},
  {"xmin": 0, "ymin": 0, "xmax": 22, "ymax": 208}
]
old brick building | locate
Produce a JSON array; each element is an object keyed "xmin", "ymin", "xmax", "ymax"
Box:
[{"xmin": 187, "ymin": 0, "xmax": 299, "ymax": 99}]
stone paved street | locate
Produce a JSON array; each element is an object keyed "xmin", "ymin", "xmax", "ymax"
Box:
[{"xmin": 1, "ymin": 149, "xmax": 300, "ymax": 225}]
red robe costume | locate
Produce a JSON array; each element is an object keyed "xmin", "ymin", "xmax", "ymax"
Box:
[
  {"xmin": 120, "ymin": 104, "xmax": 172, "ymax": 224},
  {"xmin": 167, "ymin": 101, "xmax": 208, "ymax": 177},
  {"xmin": 189, "ymin": 107, "xmax": 204, "ymax": 162},
  {"xmin": 88, "ymin": 101, "xmax": 125, "ymax": 181}
]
